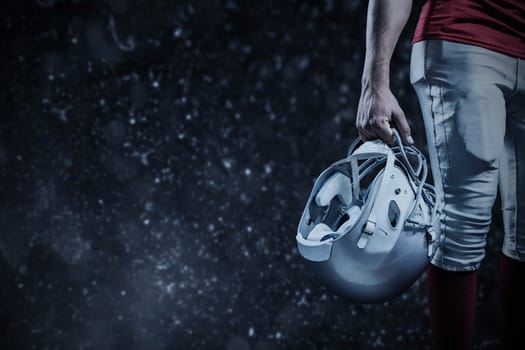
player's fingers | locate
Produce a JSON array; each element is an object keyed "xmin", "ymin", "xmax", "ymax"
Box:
[
  {"xmin": 357, "ymin": 127, "xmax": 374, "ymax": 142},
  {"xmin": 391, "ymin": 107, "xmax": 413, "ymax": 144},
  {"xmin": 356, "ymin": 117, "xmax": 375, "ymax": 141},
  {"xmin": 374, "ymin": 119, "xmax": 395, "ymax": 145}
]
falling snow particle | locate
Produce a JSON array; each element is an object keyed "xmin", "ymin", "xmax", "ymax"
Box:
[{"xmin": 222, "ymin": 158, "xmax": 232, "ymax": 169}]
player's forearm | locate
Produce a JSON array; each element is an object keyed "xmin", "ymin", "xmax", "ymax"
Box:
[{"xmin": 361, "ymin": 0, "xmax": 413, "ymax": 87}]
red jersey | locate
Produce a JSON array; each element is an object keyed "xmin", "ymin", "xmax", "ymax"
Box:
[{"xmin": 412, "ymin": 0, "xmax": 525, "ymax": 59}]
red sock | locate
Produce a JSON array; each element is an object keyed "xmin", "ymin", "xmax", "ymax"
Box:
[
  {"xmin": 426, "ymin": 264, "xmax": 477, "ymax": 350},
  {"xmin": 499, "ymin": 253, "xmax": 525, "ymax": 350}
]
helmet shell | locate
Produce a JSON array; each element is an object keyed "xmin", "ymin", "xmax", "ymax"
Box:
[{"xmin": 296, "ymin": 139, "xmax": 441, "ymax": 303}]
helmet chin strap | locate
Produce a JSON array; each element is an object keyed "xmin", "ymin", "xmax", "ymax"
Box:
[
  {"xmin": 347, "ymin": 129, "xmax": 442, "ymax": 254},
  {"xmin": 391, "ymin": 129, "xmax": 441, "ymax": 227},
  {"xmin": 390, "ymin": 128, "xmax": 442, "ymax": 257}
]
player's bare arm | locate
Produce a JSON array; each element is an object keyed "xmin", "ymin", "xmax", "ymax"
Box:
[{"xmin": 356, "ymin": 0, "xmax": 414, "ymax": 144}]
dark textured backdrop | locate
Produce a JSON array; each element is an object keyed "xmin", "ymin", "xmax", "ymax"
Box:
[{"xmin": 1, "ymin": 1, "xmax": 504, "ymax": 349}]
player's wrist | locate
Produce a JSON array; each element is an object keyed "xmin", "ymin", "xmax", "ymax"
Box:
[{"xmin": 360, "ymin": 78, "xmax": 390, "ymax": 96}]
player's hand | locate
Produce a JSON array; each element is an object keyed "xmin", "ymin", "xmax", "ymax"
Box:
[{"xmin": 356, "ymin": 83, "xmax": 413, "ymax": 145}]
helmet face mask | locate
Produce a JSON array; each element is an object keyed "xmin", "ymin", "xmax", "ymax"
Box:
[{"xmin": 296, "ymin": 130, "xmax": 443, "ymax": 303}]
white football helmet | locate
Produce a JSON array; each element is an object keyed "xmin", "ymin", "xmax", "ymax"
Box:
[{"xmin": 296, "ymin": 129, "xmax": 442, "ymax": 303}]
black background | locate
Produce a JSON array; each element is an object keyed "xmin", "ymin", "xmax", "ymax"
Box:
[{"xmin": 1, "ymin": 1, "xmax": 504, "ymax": 349}]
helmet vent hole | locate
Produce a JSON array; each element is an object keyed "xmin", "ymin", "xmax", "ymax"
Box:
[{"xmin": 388, "ymin": 200, "xmax": 401, "ymax": 228}]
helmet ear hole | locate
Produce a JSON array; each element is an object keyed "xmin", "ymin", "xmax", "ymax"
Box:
[{"xmin": 388, "ymin": 200, "xmax": 401, "ymax": 228}]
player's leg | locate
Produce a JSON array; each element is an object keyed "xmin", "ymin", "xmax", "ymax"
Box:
[
  {"xmin": 498, "ymin": 56, "xmax": 525, "ymax": 350},
  {"xmin": 410, "ymin": 39, "xmax": 514, "ymax": 350}
]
